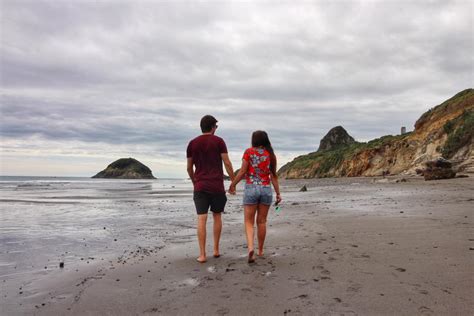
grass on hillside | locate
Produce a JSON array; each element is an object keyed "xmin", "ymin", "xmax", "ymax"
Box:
[
  {"xmin": 280, "ymin": 133, "xmax": 411, "ymax": 176},
  {"xmin": 442, "ymin": 110, "xmax": 474, "ymax": 158}
]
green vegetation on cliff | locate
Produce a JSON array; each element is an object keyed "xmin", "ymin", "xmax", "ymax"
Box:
[
  {"xmin": 442, "ymin": 110, "xmax": 474, "ymax": 158},
  {"xmin": 279, "ymin": 88, "xmax": 474, "ymax": 179},
  {"xmin": 279, "ymin": 133, "xmax": 410, "ymax": 178}
]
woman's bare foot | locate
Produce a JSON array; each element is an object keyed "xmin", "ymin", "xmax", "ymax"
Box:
[
  {"xmin": 196, "ymin": 256, "xmax": 207, "ymax": 263},
  {"xmin": 213, "ymin": 253, "xmax": 220, "ymax": 258},
  {"xmin": 257, "ymin": 250, "xmax": 264, "ymax": 257},
  {"xmin": 248, "ymin": 250, "xmax": 255, "ymax": 263}
]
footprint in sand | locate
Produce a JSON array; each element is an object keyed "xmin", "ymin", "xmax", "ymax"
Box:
[
  {"xmin": 216, "ymin": 307, "xmax": 230, "ymax": 315},
  {"xmin": 347, "ymin": 283, "xmax": 362, "ymax": 293},
  {"xmin": 143, "ymin": 307, "xmax": 159, "ymax": 313},
  {"xmin": 207, "ymin": 266, "xmax": 217, "ymax": 273},
  {"xmin": 418, "ymin": 306, "xmax": 434, "ymax": 314},
  {"xmin": 181, "ymin": 278, "xmax": 200, "ymax": 287}
]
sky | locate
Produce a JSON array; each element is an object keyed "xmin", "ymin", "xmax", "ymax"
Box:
[{"xmin": 1, "ymin": 0, "xmax": 473, "ymax": 178}]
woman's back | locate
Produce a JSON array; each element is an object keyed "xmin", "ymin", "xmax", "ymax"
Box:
[{"xmin": 243, "ymin": 147, "xmax": 271, "ymax": 186}]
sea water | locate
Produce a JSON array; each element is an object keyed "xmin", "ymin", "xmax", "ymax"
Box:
[{"xmin": 0, "ymin": 176, "xmax": 197, "ymax": 282}]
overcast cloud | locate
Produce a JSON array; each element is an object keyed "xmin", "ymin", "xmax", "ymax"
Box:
[{"xmin": 1, "ymin": 0, "xmax": 473, "ymax": 177}]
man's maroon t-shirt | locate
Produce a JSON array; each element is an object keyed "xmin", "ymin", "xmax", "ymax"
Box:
[{"xmin": 186, "ymin": 134, "xmax": 228, "ymax": 193}]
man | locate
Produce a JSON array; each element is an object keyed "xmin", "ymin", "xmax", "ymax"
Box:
[{"xmin": 186, "ymin": 115, "xmax": 235, "ymax": 263}]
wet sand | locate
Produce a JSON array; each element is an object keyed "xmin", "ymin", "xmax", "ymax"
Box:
[{"xmin": 2, "ymin": 177, "xmax": 473, "ymax": 315}]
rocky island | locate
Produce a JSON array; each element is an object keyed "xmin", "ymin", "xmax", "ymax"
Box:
[
  {"xmin": 278, "ymin": 89, "xmax": 474, "ymax": 178},
  {"xmin": 92, "ymin": 158, "xmax": 156, "ymax": 179}
]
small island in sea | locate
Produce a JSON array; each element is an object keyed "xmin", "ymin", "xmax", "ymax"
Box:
[{"xmin": 92, "ymin": 158, "xmax": 156, "ymax": 179}]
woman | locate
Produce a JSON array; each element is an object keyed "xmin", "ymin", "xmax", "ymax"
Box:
[{"xmin": 229, "ymin": 131, "xmax": 282, "ymax": 263}]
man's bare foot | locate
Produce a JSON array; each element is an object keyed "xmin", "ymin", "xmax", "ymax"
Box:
[
  {"xmin": 213, "ymin": 253, "xmax": 220, "ymax": 258},
  {"xmin": 257, "ymin": 251, "xmax": 264, "ymax": 257},
  {"xmin": 248, "ymin": 250, "xmax": 255, "ymax": 263},
  {"xmin": 196, "ymin": 256, "xmax": 207, "ymax": 263}
]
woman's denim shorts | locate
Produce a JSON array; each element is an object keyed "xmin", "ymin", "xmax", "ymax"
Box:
[{"xmin": 243, "ymin": 184, "xmax": 273, "ymax": 205}]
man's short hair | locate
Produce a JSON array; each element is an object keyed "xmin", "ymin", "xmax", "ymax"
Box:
[{"xmin": 200, "ymin": 115, "xmax": 218, "ymax": 133}]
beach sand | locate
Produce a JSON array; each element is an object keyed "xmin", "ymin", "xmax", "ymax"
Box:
[{"xmin": 2, "ymin": 177, "xmax": 473, "ymax": 315}]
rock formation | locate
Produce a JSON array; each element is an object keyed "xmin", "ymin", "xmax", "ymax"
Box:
[
  {"xmin": 278, "ymin": 89, "xmax": 474, "ymax": 179},
  {"xmin": 422, "ymin": 158, "xmax": 456, "ymax": 180},
  {"xmin": 92, "ymin": 158, "xmax": 156, "ymax": 179},
  {"xmin": 318, "ymin": 126, "xmax": 355, "ymax": 152}
]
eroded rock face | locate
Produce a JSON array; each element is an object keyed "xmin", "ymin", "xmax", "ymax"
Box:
[
  {"xmin": 318, "ymin": 126, "xmax": 355, "ymax": 152},
  {"xmin": 278, "ymin": 89, "xmax": 474, "ymax": 179},
  {"xmin": 92, "ymin": 158, "xmax": 156, "ymax": 179}
]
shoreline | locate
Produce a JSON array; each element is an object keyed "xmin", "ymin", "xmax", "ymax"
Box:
[{"xmin": 1, "ymin": 177, "xmax": 473, "ymax": 315}]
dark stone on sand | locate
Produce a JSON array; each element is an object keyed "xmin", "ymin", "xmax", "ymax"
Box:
[
  {"xmin": 423, "ymin": 168, "xmax": 456, "ymax": 181},
  {"xmin": 59, "ymin": 262, "xmax": 64, "ymax": 268},
  {"xmin": 92, "ymin": 158, "xmax": 156, "ymax": 179},
  {"xmin": 425, "ymin": 158, "xmax": 452, "ymax": 169},
  {"xmin": 423, "ymin": 158, "xmax": 456, "ymax": 181},
  {"xmin": 299, "ymin": 185, "xmax": 308, "ymax": 192}
]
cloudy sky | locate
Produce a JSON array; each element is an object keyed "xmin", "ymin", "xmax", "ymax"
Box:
[{"xmin": 1, "ymin": 0, "xmax": 472, "ymax": 177}]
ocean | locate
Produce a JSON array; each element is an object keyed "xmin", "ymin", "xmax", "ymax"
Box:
[{"xmin": 0, "ymin": 176, "xmax": 202, "ymax": 284}]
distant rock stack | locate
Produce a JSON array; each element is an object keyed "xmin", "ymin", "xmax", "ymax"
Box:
[
  {"xmin": 92, "ymin": 158, "xmax": 156, "ymax": 179},
  {"xmin": 318, "ymin": 126, "xmax": 355, "ymax": 152}
]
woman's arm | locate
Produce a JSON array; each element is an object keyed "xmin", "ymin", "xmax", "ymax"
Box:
[
  {"xmin": 271, "ymin": 173, "xmax": 282, "ymax": 204},
  {"xmin": 229, "ymin": 159, "xmax": 249, "ymax": 194}
]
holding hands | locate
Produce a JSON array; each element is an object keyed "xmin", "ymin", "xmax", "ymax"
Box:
[{"xmin": 228, "ymin": 183, "xmax": 236, "ymax": 195}]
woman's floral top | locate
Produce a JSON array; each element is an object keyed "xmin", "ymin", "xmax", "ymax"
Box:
[{"xmin": 242, "ymin": 147, "xmax": 271, "ymax": 186}]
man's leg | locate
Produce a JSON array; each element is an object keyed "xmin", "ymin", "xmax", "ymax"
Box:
[
  {"xmin": 197, "ymin": 214, "xmax": 208, "ymax": 263},
  {"xmin": 212, "ymin": 212, "xmax": 222, "ymax": 257},
  {"xmin": 210, "ymin": 193, "xmax": 226, "ymax": 258}
]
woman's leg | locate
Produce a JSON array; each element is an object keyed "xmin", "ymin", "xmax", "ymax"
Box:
[
  {"xmin": 256, "ymin": 203, "xmax": 270, "ymax": 256},
  {"xmin": 244, "ymin": 204, "xmax": 258, "ymax": 261}
]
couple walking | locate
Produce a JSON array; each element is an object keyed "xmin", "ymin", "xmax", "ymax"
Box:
[{"xmin": 186, "ymin": 115, "xmax": 282, "ymax": 263}]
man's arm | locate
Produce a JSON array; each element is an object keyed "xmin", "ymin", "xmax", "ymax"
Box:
[
  {"xmin": 187, "ymin": 158, "xmax": 195, "ymax": 183},
  {"xmin": 221, "ymin": 153, "xmax": 235, "ymax": 181}
]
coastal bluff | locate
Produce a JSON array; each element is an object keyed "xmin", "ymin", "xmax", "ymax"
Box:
[
  {"xmin": 278, "ymin": 88, "xmax": 474, "ymax": 179},
  {"xmin": 92, "ymin": 158, "xmax": 156, "ymax": 179}
]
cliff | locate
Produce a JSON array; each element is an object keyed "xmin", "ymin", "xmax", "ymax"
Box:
[
  {"xmin": 278, "ymin": 89, "xmax": 474, "ymax": 179},
  {"xmin": 92, "ymin": 158, "xmax": 156, "ymax": 179}
]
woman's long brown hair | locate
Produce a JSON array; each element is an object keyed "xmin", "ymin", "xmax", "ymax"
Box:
[{"xmin": 251, "ymin": 130, "xmax": 277, "ymax": 177}]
